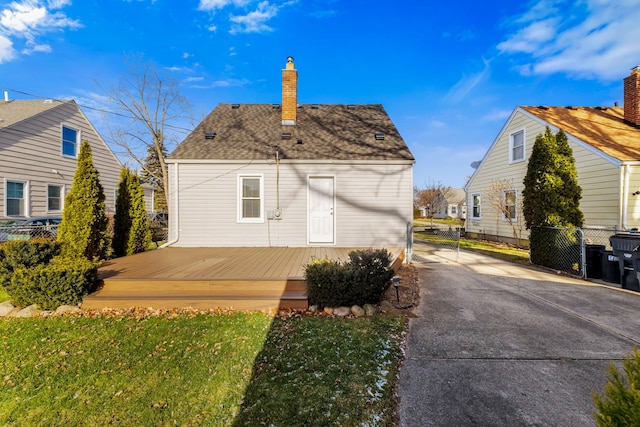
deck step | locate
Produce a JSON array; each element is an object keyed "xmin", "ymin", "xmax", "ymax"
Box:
[{"xmin": 81, "ymin": 279, "xmax": 308, "ymax": 311}]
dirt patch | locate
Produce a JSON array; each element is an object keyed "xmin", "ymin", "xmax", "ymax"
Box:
[{"xmin": 381, "ymin": 264, "xmax": 420, "ymax": 317}]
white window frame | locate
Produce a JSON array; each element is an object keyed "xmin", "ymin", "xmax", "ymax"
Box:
[
  {"xmin": 471, "ymin": 193, "xmax": 481, "ymax": 219},
  {"xmin": 5, "ymin": 179, "xmax": 29, "ymax": 217},
  {"xmin": 503, "ymin": 189, "xmax": 517, "ymax": 221},
  {"xmin": 509, "ymin": 129, "xmax": 525, "ymax": 164},
  {"xmin": 237, "ymin": 174, "xmax": 264, "ymax": 223},
  {"xmin": 61, "ymin": 124, "xmax": 80, "ymax": 158},
  {"xmin": 47, "ymin": 184, "xmax": 65, "ymax": 213}
]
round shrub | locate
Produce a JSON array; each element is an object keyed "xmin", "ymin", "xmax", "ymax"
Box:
[
  {"xmin": 0, "ymin": 239, "xmax": 60, "ymax": 289},
  {"xmin": 304, "ymin": 258, "xmax": 350, "ymax": 308}
]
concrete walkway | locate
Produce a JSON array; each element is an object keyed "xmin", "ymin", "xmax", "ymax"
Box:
[{"xmin": 399, "ymin": 241, "xmax": 640, "ymax": 426}]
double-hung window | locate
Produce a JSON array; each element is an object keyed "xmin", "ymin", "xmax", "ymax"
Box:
[
  {"xmin": 6, "ymin": 180, "xmax": 26, "ymax": 216},
  {"xmin": 471, "ymin": 193, "xmax": 481, "ymax": 219},
  {"xmin": 504, "ymin": 190, "xmax": 517, "ymax": 221},
  {"xmin": 47, "ymin": 184, "xmax": 64, "ymax": 212},
  {"xmin": 62, "ymin": 125, "xmax": 78, "ymax": 157},
  {"xmin": 238, "ymin": 175, "xmax": 263, "ymax": 222},
  {"xmin": 509, "ymin": 129, "xmax": 525, "ymax": 163}
]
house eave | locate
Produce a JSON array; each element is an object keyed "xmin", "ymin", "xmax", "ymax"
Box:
[{"xmin": 165, "ymin": 158, "xmax": 415, "ymax": 165}]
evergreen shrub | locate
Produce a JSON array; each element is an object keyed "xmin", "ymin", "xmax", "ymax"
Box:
[
  {"xmin": 305, "ymin": 248, "xmax": 394, "ymax": 308},
  {"xmin": 7, "ymin": 257, "xmax": 98, "ymax": 310},
  {"xmin": 593, "ymin": 347, "xmax": 640, "ymax": 426},
  {"xmin": 0, "ymin": 240, "xmax": 60, "ymax": 289}
]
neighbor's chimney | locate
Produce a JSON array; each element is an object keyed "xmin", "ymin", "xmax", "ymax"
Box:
[
  {"xmin": 282, "ymin": 56, "xmax": 297, "ymax": 125},
  {"xmin": 624, "ymin": 65, "xmax": 640, "ymax": 128}
]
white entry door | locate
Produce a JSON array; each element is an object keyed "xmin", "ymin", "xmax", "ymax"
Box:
[{"xmin": 309, "ymin": 177, "xmax": 334, "ymax": 244}]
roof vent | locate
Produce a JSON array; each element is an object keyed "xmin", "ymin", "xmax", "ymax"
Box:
[
  {"xmin": 595, "ymin": 106, "xmax": 608, "ymax": 111},
  {"xmin": 204, "ymin": 131, "xmax": 216, "ymax": 139},
  {"xmin": 281, "ymin": 132, "xmax": 292, "ymax": 140},
  {"xmin": 374, "ymin": 132, "xmax": 385, "ymax": 140},
  {"xmin": 311, "ymin": 104, "xmax": 319, "ymax": 109},
  {"xmin": 566, "ymin": 106, "xmax": 578, "ymax": 110},
  {"xmin": 297, "ymin": 139, "xmax": 303, "ymax": 145},
  {"xmin": 537, "ymin": 106, "xmax": 549, "ymax": 110},
  {"xmin": 231, "ymin": 104, "xmax": 240, "ymax": 109},
  {"xmin": 347, "ymin": 104, "xmax": 355, "ymax": 109},
  {"xmin": 44, "ymin": 99, "xmax": 53, "ymax": 104},
  {"xmin": 272, "ymin": 104, "xmax": 280, "ymax": 109}
]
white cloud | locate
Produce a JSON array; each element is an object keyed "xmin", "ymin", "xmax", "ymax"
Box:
[
  {"xmin": 229, "ymin": 1, "xmax": 278, "ymax": 34},
  {"xmin": 198, "ymin": 0, "xmax": 250, "ymax": 11},
  {"xmin": 444, "ymin": 58, "xmax": 491, "ymax": 104},
  {"xmin": 498, "ymin": 0, "xmax": 640, "ymax": 80},
  {"xmin": 0, "ymin": 34, "xmax": 15, "ymax": 63},
  {"xmin": 0, "ymin": 0, "xmax": 80, "ymax": 61}
]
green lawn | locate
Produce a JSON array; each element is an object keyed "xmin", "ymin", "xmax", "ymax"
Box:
[{"xmin": 1, "ymin": 311, "xmax": 404, "ymax": 426}]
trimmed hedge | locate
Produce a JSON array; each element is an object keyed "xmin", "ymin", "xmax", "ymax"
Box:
[
  {"xmin": 7, "ymin": 257, "xmax": 98, "ymax": 310},
  {"xmin": 0, "ymin": 240, "xmax": 61, "ymax": 289},
  {"xmin": 305, "ymin": 248, "xmax": 395, "ymax": 308},
  {"xmin": 593, "ymin": 347, "xmax": 640, "ymax": 426}
]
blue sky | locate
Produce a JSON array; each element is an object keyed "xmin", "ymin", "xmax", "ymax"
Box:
[{"xmin": 1, "ymin": 0, "xmax": 640, "ymax": 188}]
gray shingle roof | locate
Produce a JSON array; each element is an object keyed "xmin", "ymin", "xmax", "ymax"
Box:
[
  {"xmin": 168, "ymin": 103, "xmax": 415, "ymax": 161},
  {"xmin": 0, "ymin": 100, "xmax": 69, "ymax": 129}
]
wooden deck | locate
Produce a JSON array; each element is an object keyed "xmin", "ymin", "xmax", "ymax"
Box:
[{"xmin": 82, "ymin": 247, "xmax": 405, "ymax": 311}]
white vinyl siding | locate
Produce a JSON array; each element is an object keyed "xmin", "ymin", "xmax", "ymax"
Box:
[
  {"xmin": 167, "ymin": 161, "xmax": 413, "ymax": 248},
  {"xmin": 0, "ymin": 101, "xmax": 121, "ymax": 219}
]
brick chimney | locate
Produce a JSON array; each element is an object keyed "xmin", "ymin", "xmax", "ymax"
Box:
[
  {"xmin": 624, "ymin": 65, "xmax": 640, "ymax": 128},
  {"xmin": 282, "ymin": 56, "xmax": 297, "ymax": 125}
]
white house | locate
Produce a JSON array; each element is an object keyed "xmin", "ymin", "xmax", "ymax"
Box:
[
  {"xmin": 0, "ymin": 97, "xmax": 121, "ymax": 220},
  {"xmin": 165, "ymin": 57, "xmax": 415, "ymax": 253},
  {"xmin": 465, "ymin": 66, "xmax": 640, "ymax": 245},
  {"xmin": 432, "ymin": 188, "xmax": 466, "ymax": 220}
]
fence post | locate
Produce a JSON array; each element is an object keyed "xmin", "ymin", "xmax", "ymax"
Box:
[{"xmin": 579, "ymin": 228, "xmax": 586, "ymax": 279}]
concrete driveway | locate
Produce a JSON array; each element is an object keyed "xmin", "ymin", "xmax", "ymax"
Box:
[{"xmin": 399, "ymin": 241, "xmax": 640, "ymax": 426}]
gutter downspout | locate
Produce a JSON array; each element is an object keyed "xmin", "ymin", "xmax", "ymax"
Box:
[
  {"xmin": 622, "ymin": 163, "xmax": 631, "ymax": 231},
  {"xmin": 160, "ymin": 162, "xmax": 179, "ymax": 248}
]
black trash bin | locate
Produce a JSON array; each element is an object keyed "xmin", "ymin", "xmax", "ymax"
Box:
[
  {"xmin": 609, "ymin": 233, "xmax": 640, "ymax": 290},
  {"xmin": 585, "ymin": 244, "xmax": 605, "ymax": 279},
  {"xmin": 601, "ymin": 250, "xmax": 621, "ymax": 283}
]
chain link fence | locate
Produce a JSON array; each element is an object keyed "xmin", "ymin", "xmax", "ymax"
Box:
[
  {"xmin": 0, "ymin": 224, "xmax": 59, "ymax": 242},
  {"xmin": 412, "ymin": 225, "xmax": 461, "ymax": 262},
  {"xmin": 529, "ymin": 225, "xmax": 621, "ymax": 279}
]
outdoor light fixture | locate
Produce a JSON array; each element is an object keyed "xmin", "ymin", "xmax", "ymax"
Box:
[{"xmin": 392, "ymin": 276, "xmax": 400, "ymax": 302}]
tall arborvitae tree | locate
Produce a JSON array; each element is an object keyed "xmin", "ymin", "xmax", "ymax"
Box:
[
  {"xmin": 140, "ymin": 141, "xmax": 168, "ymax": 211},
  {"xmin": 58, "ymin": 140, "xmax": 110, "ymax": 260},
  {"xmin": 522, "ymin": 127, "xmax": 584, "ymax": 228},
  {"xmin": 112, "ymin": 167, "xmax": 151, "ymax": 257}
]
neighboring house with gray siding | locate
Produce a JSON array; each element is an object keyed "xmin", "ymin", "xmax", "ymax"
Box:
[
  {"xmin": 0, "ymin": 98, "xmax": 121, "ymax": 220},
  {"xmin": 165, "ymin": 58, "xmax": 415, "ymax": 252},
  {"xmin": 465, "ymin": 66, "xmax": 640, "ymax": 245}
]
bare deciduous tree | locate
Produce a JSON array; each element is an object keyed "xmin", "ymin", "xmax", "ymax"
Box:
[
  {"xmin": 414, "ymin": 179, "xmax": 454, "ymax": 228},
  {"xmin": 98, "ymin": 57, "xmax": 192, "ymax": 210},
  {"xmin": 485, "ymin": 178, "xmax": 523, "ymax": 240}
]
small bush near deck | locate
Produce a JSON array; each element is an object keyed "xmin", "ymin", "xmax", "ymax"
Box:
[
  {"xmin": 6, "ymin": 257, "xmax": 98, "ymax": 310},
  {"xmin": 0, "ymin": 240, "xmax": 61, "ymax": 289},
  {"xmin": 593, "ymin": 347, "xmax": 640, "ymax": 426},
  {"xmin": 305, "ymin": 248, "xmax": 395, "ymax": 307}
]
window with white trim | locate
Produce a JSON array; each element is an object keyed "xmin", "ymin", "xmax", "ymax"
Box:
[
  {"xmin": 504, "ymin": 189, "xmax": 517, "ymax": 220},
  {"xmin": 238, "ymin": 175, "xmax": 263, "ymax": 222},
  {"xmin": 6, "ymin": 180, "xmax": 26, "ymax": 216},
  {"xmin": 62, "ymin": 125, "xmax": 78, "ymax": 157},
  {"xmin": 471, "ymin": 193, "xmax": 481, "ymax": 219},
  {"xmin": 47, "ymin": 184, "xmax": 64, "ymax": 212},
  {"xmin": 509, "ymin": 129, "xmax": 525, "ymax": 163}
]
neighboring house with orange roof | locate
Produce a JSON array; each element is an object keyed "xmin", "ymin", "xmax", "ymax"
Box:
[
  {"xmin": 0, "ymin": 96, "xmax": 121, "ymax": 220},
  {"xmin": 165, "ymin": 57, "xmax": 415, "ymax": 252},
  {"xmin": 465, "ymin": 66, "xmax": 640, "ymax": 245}
]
